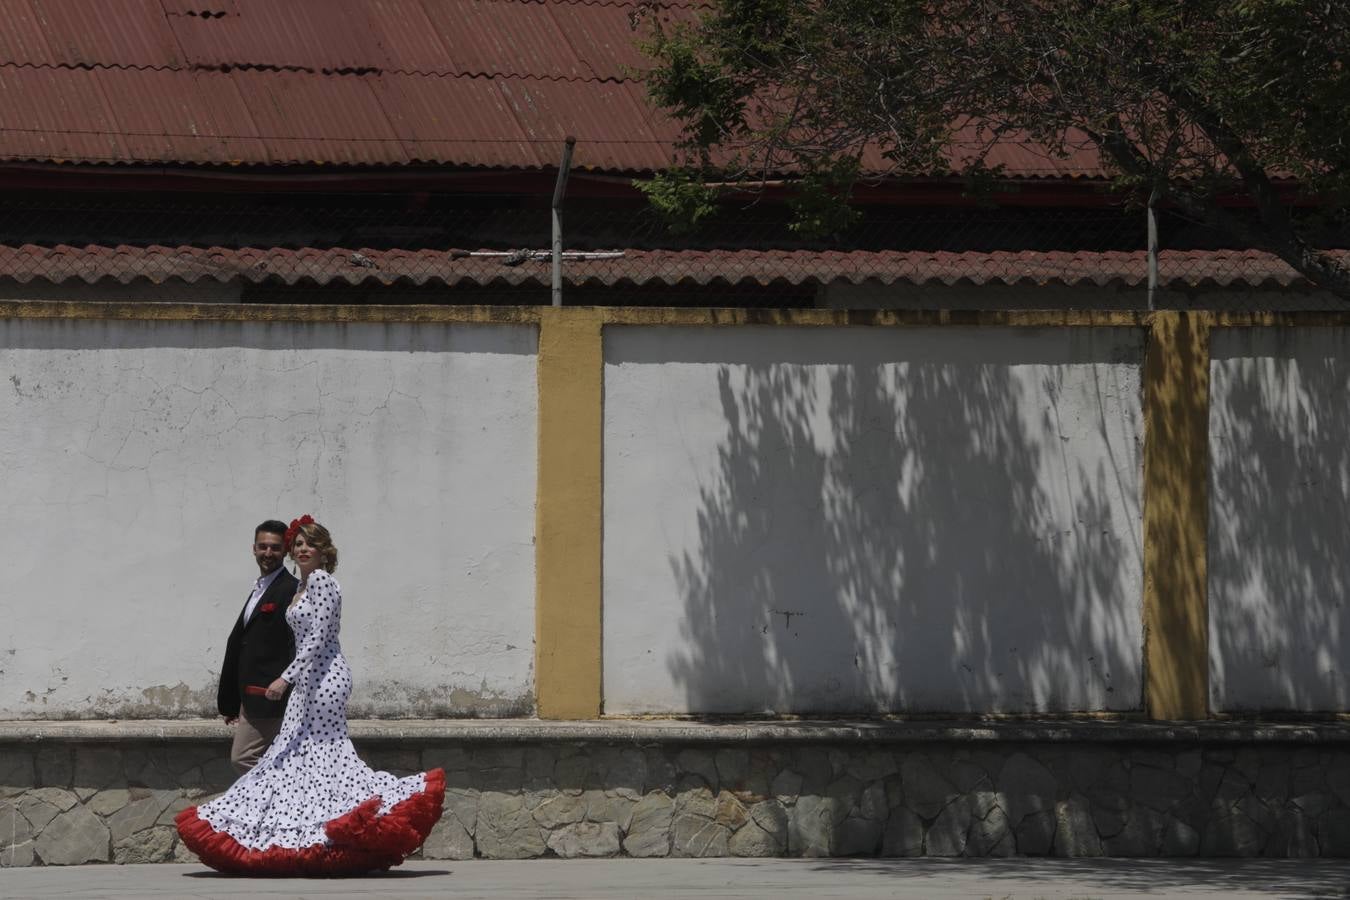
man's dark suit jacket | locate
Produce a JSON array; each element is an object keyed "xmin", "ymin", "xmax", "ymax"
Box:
[{"xmin": 217, "ymin": 567, "xmax": 299, "ymax": 721}]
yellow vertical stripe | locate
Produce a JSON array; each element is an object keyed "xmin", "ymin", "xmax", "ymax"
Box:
[
  {"xmin": 1142, "ymin": 311, "xmax": 1212, "ymax": 720},
  {"xmin": 534, "ymin": 308, "xmax": 604, "ymax": 719}
]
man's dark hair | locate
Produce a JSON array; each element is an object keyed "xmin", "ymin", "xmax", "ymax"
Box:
[{"xmin": 255, "ymin": 520, "xmax": 288, "ymax": 541}]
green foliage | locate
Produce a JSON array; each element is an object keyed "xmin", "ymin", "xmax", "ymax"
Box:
[
  {"xmin": 640, "ymin": 0, "xmax": 1350, "ymax": 296},
  {"xmin": 788, "ymin": 158, "xmax": 862, "ymax": 238},
  {"xmin": 633, "ymin": 170, "xmax": 721, "ymax": 234}
]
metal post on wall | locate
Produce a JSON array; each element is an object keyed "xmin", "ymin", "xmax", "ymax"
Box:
[
  {"xmin": 1147, "ymin": 186, "xmax": 1160, "ymax": 311},
  {"xmin": 552, "ymin": 136, "xmax": 577, "ymax": 307}
]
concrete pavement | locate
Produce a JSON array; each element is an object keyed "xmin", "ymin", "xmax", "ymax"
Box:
[{"xmin": 5, "ymin": 858, "xmax": 1350, "ymax": 900}]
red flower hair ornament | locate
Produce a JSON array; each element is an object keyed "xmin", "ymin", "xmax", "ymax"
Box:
[{"xmin": 285, "ymin": 514, "xmax": 315, "ymax": 550}]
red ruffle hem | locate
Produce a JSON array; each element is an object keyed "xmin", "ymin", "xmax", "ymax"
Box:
[{"xmin": 175, "ymin": 768, "xmax": 446, "ymax": 876}]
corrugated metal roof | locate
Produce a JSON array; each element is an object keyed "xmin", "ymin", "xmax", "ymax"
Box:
[
  {"xmin": 0, "ymin": 0, "xmax": 1106, "ymax": 176},
  {"xmin": 0, "ymin": 244, "xmax": 1329, "ymax": 290}
]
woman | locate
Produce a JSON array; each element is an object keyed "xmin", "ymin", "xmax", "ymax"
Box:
[{"xmin": 177, "ymin": 516, "xmax": 444, "ymax": 875}]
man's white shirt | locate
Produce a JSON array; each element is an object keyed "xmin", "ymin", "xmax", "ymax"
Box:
[{"xmin": 242, "ymin": 567, "xmax": 288, "ymax": 624}]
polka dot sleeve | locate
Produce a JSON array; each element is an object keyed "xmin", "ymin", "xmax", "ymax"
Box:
[{"xmin": 280, "ymin": 570, "xmax": 341, "ymax": 685}]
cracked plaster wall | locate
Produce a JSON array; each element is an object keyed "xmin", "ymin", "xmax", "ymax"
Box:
[
  {"xmin": 603, "ymin": 326, "xmax": 1146, "ymax": 714},
  {"xmin": 0, "ymin": 318, "xmax": 537, "ymax": 718}
]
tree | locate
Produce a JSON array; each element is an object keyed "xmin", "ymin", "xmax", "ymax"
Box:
[{"xmin": 642, "ymin": 0, "xmax": 1350, "ymax": 298}]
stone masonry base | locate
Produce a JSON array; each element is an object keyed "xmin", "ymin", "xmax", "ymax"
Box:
[{"xmin": 2, "ymin": 720, "xmax": 1348, "ymax": 865}]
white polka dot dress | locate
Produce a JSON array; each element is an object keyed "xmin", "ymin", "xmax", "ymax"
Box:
[{"xmin": 177, "ymin": 569, "xmax": 444, "ymax": 875}]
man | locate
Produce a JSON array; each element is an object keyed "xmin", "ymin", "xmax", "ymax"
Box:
[{"xmin": 217, "ymin": 520, "xmax": 299, "ymax": 773}]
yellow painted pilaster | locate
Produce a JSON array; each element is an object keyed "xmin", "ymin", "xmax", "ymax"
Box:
[
  {"xmin": 1142, "ymin": 311, "xmax": 1212, "ymax": 720},
  {"xmin": 535, "ymin": 307, "xmax": 604, "ymax": 719}
]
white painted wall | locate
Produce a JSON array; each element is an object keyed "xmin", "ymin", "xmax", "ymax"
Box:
[
  {"xmin": 0, "ymin": 319, "xmax": 537, "ymax": 719},
  {"xmin": 1209, "ymin": 328, "xmax": 1350, "ymax": 711},
  {"xmin": 603, "ymin": 326, "xmax": 1145, "ymax": 714}
]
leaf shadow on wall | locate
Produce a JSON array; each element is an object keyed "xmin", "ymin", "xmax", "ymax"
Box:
[
  {"xmin": 661, "ymin": 329, "xmax": 1145, "ymax": 715},
  {"xmin": 1209, "ymin": 328, "xmax": 1350, "ymax": 712}
]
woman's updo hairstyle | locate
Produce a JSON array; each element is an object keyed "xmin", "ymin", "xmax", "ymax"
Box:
[{"xmin": 292, "ymin": 520, "xmax": 338, "ymax": 573}]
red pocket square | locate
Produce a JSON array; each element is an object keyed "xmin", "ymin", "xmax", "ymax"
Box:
[
  {"xmin": 244, "ymin": 685, "xmax": 270, "ymax": 696},
  {"xmin": 258, "ymin": 603, "xmax": 277, "ymax": 613}
]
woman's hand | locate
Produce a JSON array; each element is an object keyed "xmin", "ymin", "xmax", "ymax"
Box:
[{"xmin": 265, "ymin": 677, "xmax": 290, "ymax": 701}]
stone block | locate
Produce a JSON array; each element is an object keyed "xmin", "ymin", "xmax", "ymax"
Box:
[
  {"xmin": 34, "ymin": 805, "xmax": 109, "ymax": 865},
  {"xmin": 949, "ymin": 759, "xmax": 993, "ymax": 793},
  {"xmin": 108, "ymin": 794, "xmax": 172, "ymax": 843},
  {"xmin": 715, "ymin": 792, "xmax": 748, "ymax": 830},
  {"xmin": 475, "ymin": 746, "xmax": 525, "ymax": 772},
  {"xmin": 715, "ymin": 749, "xmax": 750, "ymax": 790},
  {"xmin": 1, "ymin": 840, "xmax": 35, "ymax": 867},
  {"xmin": 623, "ymin": 792, "xmax": 673, "ymax": 858},
  {"xmin": 880, "ymin": 807, "xmax": 923, "ymax": 857},
  {"xmin": 788, "ymin": 795, "xmax": 836, "ymax": 857},
  {"xmin": 676, "ymin": 749, "xmax": 718, "ymax": 790},
  {"xmin": 824, "ymin": 776, "xmax": 861, "ymax": 824},
  {"xmin": 1159, "ymin": 817, "xmax": 1199, "ymax": 856},
  {"xmin": 0, "ymin": 750, "xmax": 34, "ymax": 800},
  {"xmin": 793, "ymin": 748, "xmax": 833, "ymax": 794},
  {"xmin": 421, "ymin": 814, "xmax": 473, "ymax": 860},
  {"xmin": 846, "ymin": 752, "xmax": 898, "ymax": 784},
  {"xmin": 643, "ymin": 750, "xmax": 679, "ymax": 794},
  {"xmin": 835, "ymin": 815, "xmax": 882, "ymax": 856},
  {"xmin": 156, "ymin": 795, "xmax": 195, "ymax": 827},
  {"xmin": 900, "ymin": 754, "xmax": 957, "ymax": 820},
  {"xmin": 1318, "ymin": 809, "xmax": 1350, "ymax": 858},
  {"xmin": 1065, "ymin": 749, "xmax": 1109, "ymax": 793},
  {"xmin": 926, "ymin": 797, "xmax": 971, "ymax": 856},
  {"xmin": 1091, "ymin": 802, "xmax": 1129, "ymax": 839},
  {"xmin": 1254, "ymin": 763, "xmax": 1290, "ymax": 805},
  {"xmin": 671, "ymin": 815, "xmax": 729, "ymax": 857},
  {"xmin": 475, "ymin": 793, "xmax": 545, "ymax": 859},
  {"xmin": 547, "ymin": 821, "xmax": 621, "ymax": 858},
  {"xmin": 113, "ymin": 825, "xmax": 175, "ymax": 863},
  {"xmin": 72, "ymin": 744, "xmax": 124, "ymax": 804},
  {"xmin": 1103, "ymin": 807, "xmax": 1163, "ymax": 856},
  {"xmin": 532, "ymin": 793, "xmax": 585, "ymax": 829},
  {"xmin": 1328, "ymin": 766, "xmax": 1350, "ymax": 809},
  {"xmin": 443, "ymin": 787, "xmax": 480, "ymax": 834},
  {"xmin": 771, "ymin": 769, "xmax": 803, "ymax": 804},
  {"xmin": 1133, "ymin": 750, "xmax": 1175, "ymax": 771},
  {"xmin": 999, "ymin": 753, "xmax": 1057, "ymax": 826},
  {"xmin": 966, "ymin": 806, "xmax": 1013, "ymax": 857},
  {"xmin": 1053, "ymin": 795, "xmax": 1102, "ymax": 857},
  {"xmin": 88, "ymin": 788, "xmax": 131, "ymax": 818},
  {"xmin": 1200, "ymin": 807, "xmax": 1265, "ymax": 857},
  {"xmin": 1014, "ymin": 809, "xmax": 1055, "ymax": 855},
  {"xmin": 608, "ymin": 749, "xmax": 646, "ymax": 800},
  {"xmin": 748, "ymin": 800, "xmax": 789, "ymax": 851},
  {"xmin": 674, "ymin": 785, "xmax": 716, "ymax": 821},
  {"xmin": 859, "ymin": 782, "xmax": 887, "ymax": 821},
  {"xmin": 585, "ymin": 791, "xmax": 636, "ymax": 831},
  {"xmin": 37, "ymin": 748, "xmax": 74, "ymax": 791},
  {"xmin": 1289, "ymin": 792, "xmax": 1331, "ymax": 819},
  {"xmin": 1130, "ymin": 764, "xmax": 1190, "ymax": 812},
  {"xmin": 729, "ymin": 820, "xmax": 780, "ymax": 856},
  {"xmin": 524, "ymin": 746, "xmax": 554, "ymax": 781},
  {"xmin": 20, "ymin": 788, "xmax": 78, "ymax": 833},
  {"xmin": 0, "ymin": 802, "xmax": 35, "ymax": 848}
]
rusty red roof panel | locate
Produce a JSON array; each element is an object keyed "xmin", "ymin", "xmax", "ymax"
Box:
[
  {"xmin": 0, "ymin": 0, "xmax": 1107, "ymax": 176},
  {"xmin": 37, "ymin": 0, "xmax": 186, "ymax": 69},
  {"xmin": 0, "ymin": 0, "xmax": 58, "ymax": 66},
  {"xmin": 0, "ymin": 244, "xmax": 1332, "ymax": 290},
  {"xmin": 167, "ymin": 0, "xmax": 391, "ymax": 72}
]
